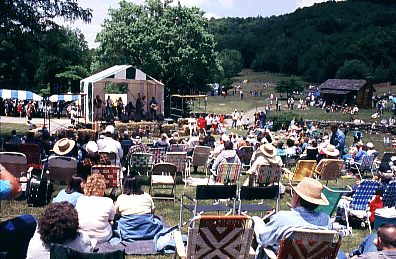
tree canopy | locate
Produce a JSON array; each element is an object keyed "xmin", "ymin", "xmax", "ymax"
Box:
[
  {"xmin": 94, "ymin": 0, "xmax": 220, "ymax": 94},
  {"xmin": 218, "ymin": 49, "xmax": 243, "ymax": 79},
  {"xmin": 275, "ymin": 79, "xmax": 305, "ymax": 98}
]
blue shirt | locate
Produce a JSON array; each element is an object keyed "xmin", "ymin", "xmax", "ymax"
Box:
[
  {"xmin": 354, "ymin": 150, "xmax": 368, "ymax": 163},
  {"xmin": 0, "ymin": 180, "xmax": 11, "ymax": 200},
  {"xmin": 330, "ymin": 129, "xmax": 345, "ymax": 155},
  {"xmin": 257, "ymin": 207, "xmax": 332, "ymax": 256},
  {"xmin": 53, "ymin": 189, "xmax": 83, "ymax": 207}
]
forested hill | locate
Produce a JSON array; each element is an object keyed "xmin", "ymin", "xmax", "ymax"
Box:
[{"xmin": 209, "ymin": 1, "xmax": 396, "ymax": 84}]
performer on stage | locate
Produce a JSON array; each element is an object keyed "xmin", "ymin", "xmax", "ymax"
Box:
[
  {"xmin": 106, "ymin": 96, "xmax": 113, "ymax": 117},
  {"xmin": 93, "ymin": 95, "xmax": 103, "ymax": 121},
  {"xmin": 117, "ymin": 97, "xmax": 124, "ymax": 119},
  {"xmin": 149, "ymin": 97, "xmax": 158, "ymax": 120}
]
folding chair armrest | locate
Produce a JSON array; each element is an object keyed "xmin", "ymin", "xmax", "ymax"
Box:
[
  {"xmin": 174, "ymin": 230, "xmax": 186, "ymax": 259},
  {"xmin": 282, "ymin": 168, "xmax": 292, "ymax": 174},
  {"xmin": 323, "ymin": 185, "xmax": 353, "ymax": 193},
  {"xmin": 181, "ymin": 193, "xmax": 195, "ymax": 202}
]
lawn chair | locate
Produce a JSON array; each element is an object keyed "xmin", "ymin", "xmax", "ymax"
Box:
[
  {"xmin": 316, "ymin": 185, "xmax": 353, "ymax": 217},
  {"xmin": 47, "ymin": 156, "xmax": 77, "ymax": 185},
  {"xmin": 283, "ymin": 160, "xmax": 317, "ymax": 185},
  {"xmin": 149, "ymin": 163, "xmax": 177, "ymax": 202},
  {"xmin": 91, "ymin": 165, "xmax": 123, "ymax": 189},
  {"xmin": 180, "ymin": 185, "xmax": 238, "ymax": 226},
  {"xmin": 345, "ymin": 180, "xmax": 379, "ymax": 233},
  {"xmin": 150, "ymin": 147, "xmax": 166, "ymax": 164},
  {"xmin": 376, "ymin": 152, "xmax": 393, "ymax": 173},
  {"xmin": 169, "ymin": 144, "xmax": 187, "ymax": 152},
  {"xmin": 237, "ymin": 146, "xmax": 254, "ymax": 172},
  {"xmin": 285, "ymin": 154, "xmax": 300, "ymax": 168},
  {"xmin": 384, "ymin": 136, "xmax": 391, "ymax": 147},
  {"xmin": 120, "ymin": 139, "xmax": 133, "ymax": 158},
  {"xmin": 165, "ymin": 152, "xmax": 190, "ymax": 180},
  {"xmin": 18, "ymin": 143, "xmax": 45, "ymax": 172},
  {"xmin": 382, "ymin": 181, "xmax": 396, "ymax": 208},
  {"xmin": 0, "ymin": 152, "xmax": 33, "ymax": 191},
  {"xmin": 190, "ymin": 146, "xmax": 211, "ymax": 176},
  {"xmin": 350, "ymin": 154, "xmax": 376, "ymax": 179},
  {"xmin": 129, "ymin": 152, "xmax": 153, "ymax": 176},
  {"xmin": 99, "ymin": 151, "xmax": 117, "ymax": 166},
  {"xmin": 174, "ymin": 215, "xmax": 255, "ymax": 259},
  {"xmin": 315, "ymin": 159, "xmax": 344, "ymax": 187},
  {"xmin": 264, "ymin": 228, "xmax": 342, "ymax": 259},
  {"xmin": 50, "ymin": 243, "xmax": 125, "ymax": 259}
]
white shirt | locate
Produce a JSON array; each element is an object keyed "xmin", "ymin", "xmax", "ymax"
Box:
[
  {"xmin": 206, "ymin": 116, "xmax": 213, "ymax": 125},
  {"xmin": 188, "ymin": 118, "xmax": 197, "ymax": 129},
  {"xmin": 187, "ymin": 136, "xmax": 200, "ymax": 148},
  {"xmin": 27, "ymin": 230, "xmax": 94, "ymax": 259},
  {"xmin": 97, "ymin": 137, "xmax": 123, "ymax": 166},
  {"xmin": 76, "ymin": 196, "xmax": 115, "ymax": 244}
]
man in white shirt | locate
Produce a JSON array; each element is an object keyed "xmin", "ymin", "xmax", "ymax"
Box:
[{"xmin": 97, "ymin": 125, "xmax": 123, "ymax": 167}]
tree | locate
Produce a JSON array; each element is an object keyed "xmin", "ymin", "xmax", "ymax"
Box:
[
  {"xmin": 336, "ymin": 59, "xmax": 370, "ymax": 79},
  {"xmin": 275, "ymin": 79, "xmax": 305, "ymax": 98},
  {"xmin": 218, "ymin": 49, "xmax": 243, "ymax": 79},
  {"xmin": 94, "ymin": 0, "xmax": 220, "ymax": 94}
]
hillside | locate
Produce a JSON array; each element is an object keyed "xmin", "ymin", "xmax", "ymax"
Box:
[{"xmin": 209, "ymin": 1, "xmax": 396, "ymax": 84}]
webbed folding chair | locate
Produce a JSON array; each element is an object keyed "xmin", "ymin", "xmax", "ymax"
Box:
[
  {"xmin": 264, "ymin": 228, "xmax": 341, "ymax": 259},
  {"xmin": 47, "ymin": 156, "xmax": 77, "ymax": 184},
  {"xmin": 99, "ymin": 151, "xmax": 117, "ymax": 166},
  {"xmin": 150, "ymin": 147, "xmax": 166, "ymax": 164},
  {"xmin": 169, "ymin": 144, "xmax": 187, "ymax": 152},
  {"xmin": 350, "ymin": 154, "xmax": 376, "ymax": 179},
  {"xmin": 316, "ymin": 185, "xmax": 353, "ymax": 217},
  {"xmin": 237, "ymin": 146, "xmax": 254, "ymax": 172},
  {"xmin": 174, "ymin": 215, "xmax": 255, "ymax": 259},
  {"xmin": 345, "ymin": 180, "xmax": 379, "ymax": 233},
  {"xmin": 129, "ymin": 152, "xmax": 153, "ymax": 176},
  {"xmin": 315, "ymin": 159, "xmax": 344, "ymax": 187},
  {"xmin": 165, "ymin": 152, "xmax": 190, "ymax": 180},
  {"xmin": 120, "ymin": 139, "xmax": 133, "ymax": 158},
  {"xmin": 91, "ymin": 165, "xmax": 123, "ymax": 189},
  {"xmin": 283, "ymin": 160, "xmax": 316, "ymax": 185},
  {"xmin": 382, "ymin": 181, "xmax": 396, "ymax": 208},
  {"xmin": 18, "ymin": 143, "xmax": 45, "ymax": 172},
  {"xmin": 190, "ymin": 146, "xmax": 211, "ymax": 176},
  {"xmin": 0, "ymin": 152, "xmax": 33, "ymax": 191}
]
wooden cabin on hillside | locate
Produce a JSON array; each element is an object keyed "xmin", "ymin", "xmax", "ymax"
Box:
[{"xmin": 319, "ymin": 79, "xmax": 375, "ymax": 108}]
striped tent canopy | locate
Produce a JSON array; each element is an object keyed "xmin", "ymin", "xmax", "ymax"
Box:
[
  {"xmin": 0, "ymin": 89, "xmax": 42, "ymax": 101},
  {"xmin": 49, "ymin": 94, "xmax": 80, "ymax": 102}
]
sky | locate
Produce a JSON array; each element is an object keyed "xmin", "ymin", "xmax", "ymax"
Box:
[{"xmin": 58, "ymin": 0, "xmax": 335, "ymax": 49}]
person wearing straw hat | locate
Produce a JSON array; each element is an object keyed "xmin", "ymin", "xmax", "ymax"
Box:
[
  {"xmin": 254, "ymin": 177, "xmax": 347, "ymax": 259},
  {"xmin": 245, "ymin": 143, "xmax": 283, "ymax": 186},
  {"xmin": 52, "ymin": 138, "xmax": 79, "ymax": 160},
  {"xmin": 315, "ymin": 144, "xmax": 340, "ymax": 174}
]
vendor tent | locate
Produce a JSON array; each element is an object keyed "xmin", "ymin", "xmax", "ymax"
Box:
[
  {"xmin": 81, "ymin": 65, "xmax": 164, "ymax": 122},
  {"xmin": 0, "ymin": 89, "xmax": 42, "ymax": 101},
  {"xmin": 49, "ymin": 94, "xmax": 80, "ymax": 102}
]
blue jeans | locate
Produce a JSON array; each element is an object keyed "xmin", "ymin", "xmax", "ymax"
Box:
[
  {"xmin": 350, "ymin": 234, "xmax": 378, "ymax": 257},
  {"xmin": 0, "ymin": 214, "xmax": 36, "ymax": 259}
]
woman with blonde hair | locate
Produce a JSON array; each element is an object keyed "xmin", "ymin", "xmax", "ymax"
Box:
[{"xmin": 75, "ymin": 173, "xmax": 115, "ymax": 244}]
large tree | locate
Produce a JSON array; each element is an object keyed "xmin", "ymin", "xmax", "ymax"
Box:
[
  {"xmin": 94, "ymin": 0, "xmax": 220, "ymax": 94},
  {"xmin": 218, "ymin": 49, "xmax": 243, "ymax": 79},
  {"xmin": 275, "ymin": 79, "xmax": 305, "ymax": 98}
]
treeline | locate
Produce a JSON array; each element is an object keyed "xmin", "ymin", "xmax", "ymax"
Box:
[{"xmin": 209, "ymin": 1, "xmax": 396, "ymax": 83}]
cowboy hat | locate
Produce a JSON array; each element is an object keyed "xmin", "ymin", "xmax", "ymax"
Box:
[
  {"xmin": 292, "ymin": 178, "xmax": 329, "ymax": 206},
  {"xmin": 53, "ymin": 138, "xmax": 75, "ymax": 156},
  {"xmin": 323, "ymin": 144, "xmax": 340, "ymax": 157},
  {"xmin": 260, "ymin": 143, "xmax": 276, "ymax": 158}
]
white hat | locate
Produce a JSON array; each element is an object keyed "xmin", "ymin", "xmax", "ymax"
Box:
[
  {"xmin": 85, "ymin": 141, "xmax": 98, "ymax": 154},
  {"xmin": 124, "ymin": 130, "xmax": 129, "ymax": 136},
  {"xmin": 105, "ymin": 125, "xmax": 115, "ymax": 134},
  {"xmin": 53, "ymin": 138, "xmax": 75, "ymax": 156},
  {"xmin": 366, "ymin": 142, "xmax": 374, "ymax": 148},
  {"xmin": 323, "ymin": 144, "xmax": 340, "ymax": 157}
]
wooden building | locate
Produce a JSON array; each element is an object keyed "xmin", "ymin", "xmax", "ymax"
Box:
[{"xmin": 319, "ymin": 79, "xmax": 375, "ymax": 108}]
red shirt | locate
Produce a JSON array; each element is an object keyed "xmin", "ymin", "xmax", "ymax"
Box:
[{"xmin": 197, "ymin": 117, "xmax": 207, "ymax": 129}]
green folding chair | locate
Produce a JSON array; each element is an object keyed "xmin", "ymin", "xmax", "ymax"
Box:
[{"xmin": 316, "ymin": 185, "xmax": 352, "ymax": 217}]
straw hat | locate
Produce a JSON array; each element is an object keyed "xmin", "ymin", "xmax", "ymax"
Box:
[
  {"xmin": 259, "ymin": 143, "xmax": 278, "ymax": 163},
  {"xmin": 53, "ymin": 138, "xmax": 75, "ymax": 155},
  {"xmin": 292, "ymin": 178, "xmax": 329, "ymax": 206},
  {"xmin": 323, "ymin": 144, "xmax": 339, "ymax": 157}
]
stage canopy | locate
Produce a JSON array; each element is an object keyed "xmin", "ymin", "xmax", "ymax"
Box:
[
  {"xmin": 0, "ymin": 89, "xmax": 42, "ymax": 101},
  {"xmin": 81, "ymin": 65, "xmax": 164, "ymax": 122}
]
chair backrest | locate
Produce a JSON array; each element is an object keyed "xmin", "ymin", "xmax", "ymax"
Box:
[
  {"xmin": 186, "ymin": 215, "xmax": 253, "ymax": 259},
  {"xmin": 120, "ymin": 139, "xmax": 133, "ymax": 157},
  {"xmin": 383, "ymin": 182, "xmax": 396, "ymax": 208},
  {"xmin": 3, "ymin": 143, "xmax": 19, "ymax": 152},
  {"xmin": 292, "ymin": 160, "xmax": 317, "ymax": 182},
  {"xmin": 277, "ymin": 228, "xmax": 341, "ymax": 259},
  {"xmin": 196, "ymin": 185, "xmax": 237, "ymax": 200},
  {"xmin": 99, "ymin": 152, "xmax": 117, "ymax": 165},
  {"xmin": 317, "ymin": 159, "xmax": 344, "ymax": 181},
  {"xmin": 151, "ymin": 163, "xmax": 177, "ymax": 177},
  {"xmin": 0, "ymin": 152, "xmax": 27, "ymax": 179},
  {"xmin": 381, "ymin": 152, "xmax": 394, "ymax": 163},
  {"xmin": 316, "ymin": 187, "xmax": 346, "ymax": 216},
  {"xmin": 50, "ymin": 243, "xmax": 125, "ymax": 259},
  {"xmin": 256, "ymin": 163, "xmax": 282, "ymax": 185},
  {"xmin": 360, "ymin": 155, "xmax": 374, "ymax": 170},
  {"xmin": 306, "ymin": 148, "xmax": 318, "ymax": 161},
  {"xmin": 18, "ymin": 143, "xmax": 41, "ymax": 166},
  {"xmin": 350, "ymin": 180, "xmax": 380, "ymax": 210},
  {"xmin": 129, "ymin": 152, "xmax": 153, "ymax": 175},
  {"xmin": 48, "ymin": 156, "xmax": 77, "ymax": 184},
  {"xmin": 216, "ymin": 163, "xmax": 241, "ymax": 184},
  {"xmin": 237, "ymin": 146, "xmax": 254, "ymax": 166},
  {"xmin": 169, "ymin": 144, "xmax": 187, "ymax": 152},
  {"xmin": 191, "ymin": 146, "xmax": 211, "ymax": 167},
  {"xmin": 165, "ymin": 152, "xmax": 188, "ymax": 172},
  {"xmin": 150, "ymin": 147, "xmax": 167, "ymax": 164},
  {"xmin": 240, "ymin": 186, "xmax": 278, "ymax": 200},
  {"xmin": 92, "ymin": 165, "xmax": 120, "ymax": 188},
  {"xmin": 286, "ymin": 154, "xmax": 300, "ymax": 168}
]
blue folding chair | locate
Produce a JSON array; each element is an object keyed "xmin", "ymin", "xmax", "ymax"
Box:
[{"xmin": 383, "ymin": 181, "xmax": 396, "ymax": 208}]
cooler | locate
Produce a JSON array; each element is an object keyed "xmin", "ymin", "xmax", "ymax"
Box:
[{"xmin": 374, "ymin": 207, "xmax": 396, "ymax": 230}]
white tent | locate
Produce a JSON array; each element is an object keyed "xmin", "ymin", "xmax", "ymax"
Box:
[
  {"xmin": 80, "ymin": 65, "xmax": 164, "ymax": 122},
  {"xmin": 0, "ymin": 89, "xmax": 42, "ymax": 101}
]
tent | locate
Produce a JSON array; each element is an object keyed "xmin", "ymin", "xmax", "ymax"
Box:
[
  {"xmin": 0, "ymin": 89, "xmax": 42, "ymax": 101},
  {"xmin": 81, "ymin": 65, "xmax": 164, "ymax": 122},
  {"xmin": 49, "ymin": 94, "xmax": 80, "ymax": 102}
]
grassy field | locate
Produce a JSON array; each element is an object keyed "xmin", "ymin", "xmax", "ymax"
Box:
[{"xmin": 1, "ymin": 69, "xmax": 395, "ymax": 258}]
